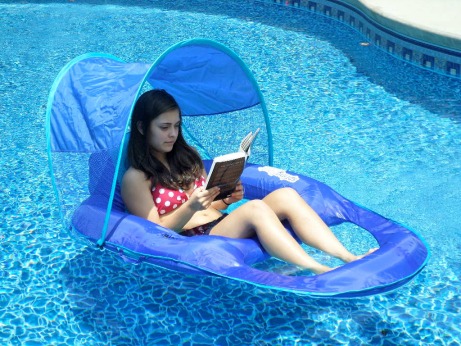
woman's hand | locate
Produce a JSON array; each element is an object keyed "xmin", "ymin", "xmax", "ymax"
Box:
[
  {"xmin": 223, "ymin": 181, "xmax": 244, "ymax": 205},
  {"xmin": 188, "ymin": 186, "xmax": 221, "ymax": 211}
]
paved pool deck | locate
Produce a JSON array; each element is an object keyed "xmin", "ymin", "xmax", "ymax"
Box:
[{"xmin": 343, "ymin": 0, "xmax": 461, "ymax": 51}]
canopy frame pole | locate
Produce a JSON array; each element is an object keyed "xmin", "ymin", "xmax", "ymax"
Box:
[{"xmin": 97, "ymin": 39, "xmax": 274, "ymax": 247}]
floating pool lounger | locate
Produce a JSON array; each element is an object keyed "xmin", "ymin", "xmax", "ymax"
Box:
[{"xmin": 46, "ymin": 38, "xmax": 430, "ymax": 298}]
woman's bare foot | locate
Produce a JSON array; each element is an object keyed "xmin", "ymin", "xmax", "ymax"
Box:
[
  {"xmin": 353, "ymin": 248, "xmax": 378, "ymax": 261},
  {"xmin": 339, "ymin": 248, "xmax": 378, "ymax": 263},
  {"xmin": 289, "ymin": 264, "xmax": 334, "ymax": 276},
  {"xmin": 293, "ymin": 249, "xmax": 379, "ymax": 276},
  {"xmin": 310, "ymin": 263, "xmax": 333, "ymax": 275}
]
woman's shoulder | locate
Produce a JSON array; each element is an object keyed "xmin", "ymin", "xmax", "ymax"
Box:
[{"xmin": 122, "ymin": 167, "xmax": 150, "ymax": 185}]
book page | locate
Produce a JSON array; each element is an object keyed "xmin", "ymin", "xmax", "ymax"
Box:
[
  {"xmin": 205, "ymin": 128, "xmax": 259, "ymax": 201},
  {"xmin": 205, "ymin": 155, "xmax": 246, "ymax": 200}
]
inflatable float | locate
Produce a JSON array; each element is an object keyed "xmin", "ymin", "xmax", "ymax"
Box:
[{"xmin": 46, "ymin": 38, "xmax": 430, "ymax": 298}]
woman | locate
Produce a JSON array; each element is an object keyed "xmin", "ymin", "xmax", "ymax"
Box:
[{"xmin": 121, "ymin": 89, "xmax": 374, "ymax": 274}]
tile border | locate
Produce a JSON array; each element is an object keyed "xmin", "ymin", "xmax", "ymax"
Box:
[{"xmin": 256, "ymin": 0, "xmax": 461, "ymax": 79}]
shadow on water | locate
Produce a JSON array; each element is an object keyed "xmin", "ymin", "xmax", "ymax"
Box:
[
  {"xmin": 59, "ymin": 246, "xmax": 403, "ymax": 344},
  {"xmin": 9, "ymin": 0, "xmax": 460, "ymax": 122}
]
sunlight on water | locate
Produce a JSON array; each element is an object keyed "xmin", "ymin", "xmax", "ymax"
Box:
[{"xmin": 1, "ymin": 0, "xmax": 460, "ymax": 344}]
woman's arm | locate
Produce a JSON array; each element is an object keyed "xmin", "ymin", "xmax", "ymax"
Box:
[
  {"xmin": 211, "ymin": 180, "xmax": 245, "ymax": 210},
  {"xmin": 121, "ymin": 168, "xmax": 219, "ymax": 232},
  {"xmin": 202, "ymin": 168, "xmax": 245, "ymax": 210}
]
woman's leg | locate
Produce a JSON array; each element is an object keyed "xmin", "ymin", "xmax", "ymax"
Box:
[
  {"xmin": 263, "ymin": 187, "xmax": 372, "ymax": 262},
  {"xmin": 210, "ymin": 200, "xmax": 331, "ymax": 274}
]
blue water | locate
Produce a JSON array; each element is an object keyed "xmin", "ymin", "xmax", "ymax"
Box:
[{"xmin": 1, "ymin": 0, "xmax": 460, "ymax": 344}]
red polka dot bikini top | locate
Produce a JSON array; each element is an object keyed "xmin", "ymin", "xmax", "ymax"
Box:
[{"xmin": 151, "ymin": 176, "xmax": 206, "ymax": 215}]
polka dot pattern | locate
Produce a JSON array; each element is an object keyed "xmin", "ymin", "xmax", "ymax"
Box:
[{"xmin": 151, "ymin": 176, "xmax": 206, "ymax": 215}]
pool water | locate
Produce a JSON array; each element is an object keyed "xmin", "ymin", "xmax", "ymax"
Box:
[{"xmin": 1, "ymin": 0, "xmax": 460, "ymax": 344}]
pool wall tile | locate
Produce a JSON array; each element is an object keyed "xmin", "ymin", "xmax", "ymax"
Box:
[
  {"xmin": 447, "ymin": 62, "xmax": 460, "ymax": 77},
  {"xmin": 423, "ymin": 55, "xmax": 435, "ymax": 69},
  {"xmin": 337, "ymin": 10, "xmax": 344, "ymax": 21},
  {"xmin": 402, "ymin": 47, "xmax": 413, "ymax": 62},
  {"xmin": 387, "ymin": 41, "xmax": 395, "ymax": 54},
  {"xmin": 257, "ymin": 0, "xmax": 461, "ymax": 79}
]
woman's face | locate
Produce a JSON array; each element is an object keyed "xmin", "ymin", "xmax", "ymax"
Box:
[{"xmin": 145, "ymin": 109, "xmax": 181, "ymax": 158}]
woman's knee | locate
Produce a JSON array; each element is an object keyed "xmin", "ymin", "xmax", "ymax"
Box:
[
  {"xmin": 277, "ymin": 187, "xmax": 299, "ymax": 198},
  {"xmin": 245, "ymin": 199, "xmax": 273, "ymax": 214},
  {"xmin": 241, "ymin": 199, "xmax": 278, "ymax": 229},
  {"xmin": 267, "ymin": 187, "xmax": 300, "ymax": 205},
  {"xmin": 263, "ymin": 187, "xmax": 302, "ymax": 218}
]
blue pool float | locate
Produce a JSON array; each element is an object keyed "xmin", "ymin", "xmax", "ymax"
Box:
[{"xmin": 46, "ymin": 38, "xmax": 430, "ymax": 298}]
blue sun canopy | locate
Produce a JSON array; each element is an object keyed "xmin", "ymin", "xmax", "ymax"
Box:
[
  {"xmin": 48, "ymin": 39, "xmax": 263, "ymax": 153},
  {"xmin": 46, "ymin": 38, "xmax": 272, "ymax": 248}
]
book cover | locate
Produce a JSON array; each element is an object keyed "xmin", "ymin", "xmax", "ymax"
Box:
[{"xmin": 205, "ymin": 128, "xmax": 259, "ymax": 201}]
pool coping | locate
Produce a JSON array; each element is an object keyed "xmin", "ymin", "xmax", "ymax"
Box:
[
  {"xmin": 341, "ymin": 0, "xmax": 461, "ymax": 52},
  {"xmin": 257, "ymin": 0, "xmax": 461, "ymax": 79}
]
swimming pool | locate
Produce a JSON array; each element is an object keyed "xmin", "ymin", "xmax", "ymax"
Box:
[{"xmin": 1, "ymin": 0, "xmax": 460, "ymax": 344}]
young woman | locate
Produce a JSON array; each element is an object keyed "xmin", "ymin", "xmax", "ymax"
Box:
[{"xmin": 121, "ymin": 89, "xmax": 375, "ymax": 274}]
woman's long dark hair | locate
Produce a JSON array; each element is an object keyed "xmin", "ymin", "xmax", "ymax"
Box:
[{"xmin": 127, "ymin": 89, "xmax": 204, "ymax": 190}]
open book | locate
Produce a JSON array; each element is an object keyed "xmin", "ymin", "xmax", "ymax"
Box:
[{"xmin": 205, "ymin": 128, "xmax": 260, "ymax": 201}]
